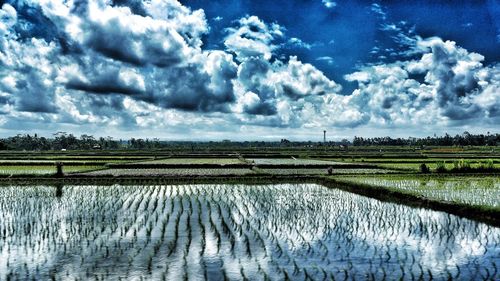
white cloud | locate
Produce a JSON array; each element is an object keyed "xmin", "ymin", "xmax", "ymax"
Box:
[
  {"xmin": 343, "ymin": 37, "xmax": 500, "ymax": 126},
  {"xmin": 224, "ymin": 15, "xmax": 283, "ymax": 61},
  {"xmin": 322, "ymin": 0, "xmax": 337, "ymax": 9},
  {"xmin": 0, "ymin": 1, "xmax": 498, "ymax": 138},
  {"xmin": 286, "ymin": 37, "xmax": 313, "ymax": 49},
  {"xmin": 316, "ymin": 56, "xmax": 334, "ymax": 65},
  {"xmin": 371, "ymin": 3, "xmax": 386, "ymax": 20}
]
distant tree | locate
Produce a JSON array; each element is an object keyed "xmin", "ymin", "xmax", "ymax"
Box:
[{"xmin": 419, "ymin": 163, "xmax": 430, "ymax": 174}]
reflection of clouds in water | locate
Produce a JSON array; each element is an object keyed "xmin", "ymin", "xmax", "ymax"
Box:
[
  {"xmin": 0, "ymin": 184, "xmax": 498, "ymax": 280},
  {"xmin": 225, "ymin": 184, "xmax": 499, "ymax": 278}
]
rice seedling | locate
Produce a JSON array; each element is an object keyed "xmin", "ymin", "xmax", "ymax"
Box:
[
  {"xmin": 377, "ymin": 161, "xmax": 500, "ymax": 172},
  {"xmin": 0, "ymin": 165, "xmax": 105, "ymax": 175},
  {"xmin": 260, "ymin": 168, "xmax": 396, "ymax": 175},
  {"xmin": 435, "ymin": 161, "xmax": 447, "ymax": 173},
  {"xmin": 0, "ymin": 183, "xmax": 498, "ymax": 280},
  {"xmin": 248, "ymin": 158, "xmax": 344, "ymax": 165},
  {"xmin": 335, "ymin": 175, "xmax": 500, "ymax": 208},
  {"xmin": 138, "ymin": 158, "xmax": 245, "ymax": 165},
  {"xmin": 82, "ymin": 168, "xmax": 255, "ymax": 176}
]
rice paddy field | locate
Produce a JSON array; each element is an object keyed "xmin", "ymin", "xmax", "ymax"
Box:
[
  {"xmin": 139, "ymin": 158, "xmax": 245, "ymax": 165},
  {"xmin": 0, "ymin": 148, "xmax": 498, "ymax": 280},
  {"xmin": 248, "ymin": 158, "xmax": 345, "ymax": 165},
  {"xmin": 259, "ymin": 168, "xmax": 396, "ymax": 175},
  {"xmin": 83, "ymin": 168, "xmax": 256, "ymax": 176},
  {"xmin": 1, "ymin": 183, "xmax": 499, "ymax": 280},
  {"xmin": 376, "ymin": 162, "xmax": 500, "ymax": 172},
  {"xmin": 322, "ymin": 157, "xmax": 500, "ymax": 172},
  {"xmin": 334, "ymin": 175, "xmax": 500, "ymax": 209},
  {"xmin": 0, "ymin": 165, "xmax": 104, "ymax": 175}
]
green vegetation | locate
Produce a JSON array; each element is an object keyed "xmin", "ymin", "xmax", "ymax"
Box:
[
  {"xmin": 248, "ymin": 158, "xmax": 342, "ymax": 165},
  {"xmin": 0, "ymin": 165, "xmax": 105, "ymax": 175},
  {"xmin": 375, "ymin": 161, "xmax": 500, "ymax": 172},
  {"xmin": 140, "ymin": 158, "xmax": 244, "ymax": 165},
  {"xmin": 84, "ymin": 168, "xmax": 255, "ymax": 176},
  {"xmin": 419, "ymin": 163, "xmax": 430, "ymax": 173},
  {"xmin": 332, "ymin": 157, "xmax": 500, "ymax": 163},
  {"xmin": 259, "ymin": 168, "xmax": 396, "ymax": 175},
  {"xmin": 333, "ymin": 174, "xmax": 500, "ymax": 210}
]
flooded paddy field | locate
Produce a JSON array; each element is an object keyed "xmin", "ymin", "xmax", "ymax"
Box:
[
  {"xmin": 1, "ymin": 183, "xmax": 499, "ymax": 280},
  {"xmin": 335, "ymin": 175, "xmax": 500, "ymax": 209}
]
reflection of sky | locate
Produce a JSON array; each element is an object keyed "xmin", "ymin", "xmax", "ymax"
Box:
[
  {"xmin": 0, "ymin": 184, "xmax": 499, "ymax": 280},
  {"xmin": 240, "ymin": 184, "xmax": 500, "ymax": 278}
]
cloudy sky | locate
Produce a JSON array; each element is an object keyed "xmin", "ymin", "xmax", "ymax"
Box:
[{"xmin": 0, "ymin": 0, "xmax": 498, "ymax": 140}]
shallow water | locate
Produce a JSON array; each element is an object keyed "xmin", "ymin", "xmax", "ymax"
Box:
[{"xmin": 0, "ymin": 183, "xmax": 498, "ymax": 280}]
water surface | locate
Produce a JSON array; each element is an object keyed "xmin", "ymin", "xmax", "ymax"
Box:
[{"xmin": 0, "ymin": 184, "xmax": 498, "ymax": 280}]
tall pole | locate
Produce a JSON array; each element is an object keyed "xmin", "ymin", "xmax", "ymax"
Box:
[{"xmin": 323, "ymin": 130, "xmax": 326, "ymax": 143}]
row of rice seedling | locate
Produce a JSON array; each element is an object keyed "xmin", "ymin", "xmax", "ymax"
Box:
[
  {"xmin": 333, "ymin": 157, "xmax": 500, "ymax": 163},
  {"xmin": 82, "ymin": 168, "xmax": 256, "ymax": 176},
  {"xmin": 436, "ymin": 159, "xmax": 499, "ymax": 172},
  {"xmin": 0, "ymin": 165, "xmax": 105, "ymax": 175},
  {"xmin": 376, "ymin": 161, "xmax": 500, "ymax": 172},
  {"xmin": 248, "ymin": 158, "xmax": 345, "ymax": 165},
  {"xmin": 335, "ymin": 175, "xmax": 500, "ymax": 208},
  {"xmin": 0, "ymin": 159, "xmax": 128, "ymax": 164},
  {"xmin": 0, "ymin": 183, "xmax": 498, "ymax": 280},
  {"xmin": 259, "ymin": 168, "xmax": 397, "ymax": 175},
  {"xmin": 138, "ymin": 158, "xmax": 245, "ymax": 165}
]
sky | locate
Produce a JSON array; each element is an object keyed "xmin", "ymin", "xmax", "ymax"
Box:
[{"xmin": 0, "ymin": 0, "xmax": 499, "ymax": 141}]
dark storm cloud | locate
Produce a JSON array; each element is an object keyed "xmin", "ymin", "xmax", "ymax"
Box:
[
  {"xmin": 243, "ymin": 100, "xmax": 277, "ymax": 116},
  {"xmin": 148, "ymin": 52, "xmax": 237, "ymax": 112},
  {"xmin": 65, "ymin": 62, "xmax": 146, "ymax": 95},
  {"xmin": 15, "ymin": 68, "xmax": 58, "ymax": 113},
  {"xmin": 66, "ymin": 81, "xmax": 141, "ymax": 96}
]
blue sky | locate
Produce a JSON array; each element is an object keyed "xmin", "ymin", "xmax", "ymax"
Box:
[
  {"xmin": 0, "ymin": 0, "xmax": 498, "ymax": 140},
  {"xmin": 185, "ymin": 0, "xmax": 500, "ymax": 93}
]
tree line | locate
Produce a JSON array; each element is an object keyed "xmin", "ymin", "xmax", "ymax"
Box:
[
  {"xmin": 0, "ymin": 131, "xmax": 497, "ymax": 151},
  {"xmin": 0, "ymin": 133, "xmax": 160, "ymax": 150},
  {"xmin": 352, "ymin": 132, "xmax": 499, "ymax": 146}
]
